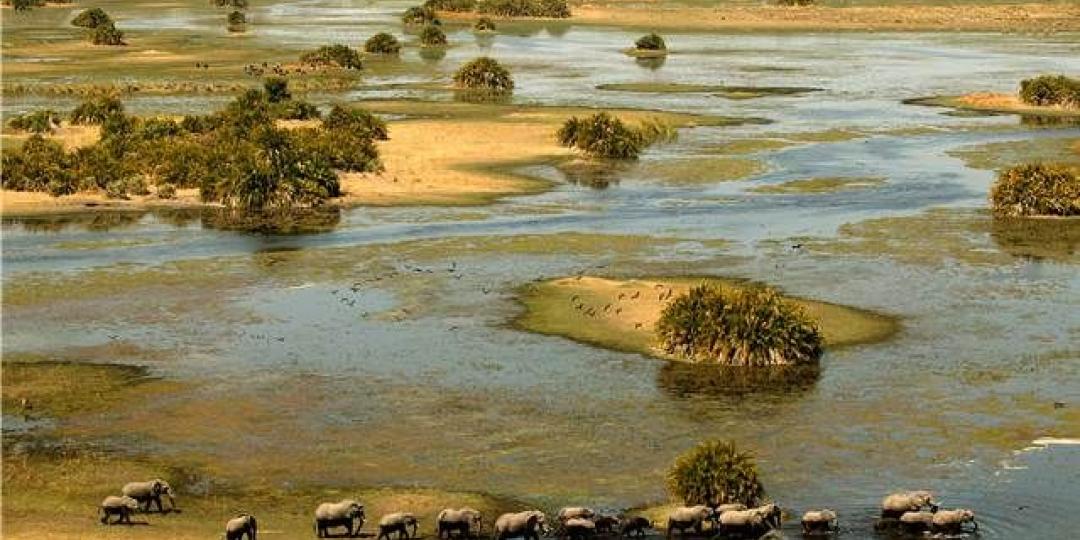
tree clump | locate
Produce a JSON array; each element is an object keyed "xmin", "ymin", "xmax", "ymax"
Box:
[
  {"xmin": 227, "ymin": 10, "xmax": 247, "ymax": 32},
  {"xmin": 453, "ymin": 57, "xmax": 513, "ymax": 94},
  {"xmin": 71, "ymin": 7, "xmax": 111, "ymax": 28},
  {"xmin": 402, "ymin": 5, "xmax": 440, "ymax": 25},
  {"xmin": 212, "ymin": 0, "xmax": 248, "ymax": 8},
  {"xmin": 475, "ymin": 0, "xmax": 569, "ymax": 17},
  {"xmin": 556, "ymin": 113, "xmax": 675, "ymax": 159},
  {"xmin": 364, "ymin": 32, "xmax": 402, "ymax": 54},
  {"xmin": 473, "ymin": 17, "xmax": 496, "ymax": 32},
  {"xmin": 300, "ymin": 44, "xmax": 363, "ymax": 70},
  {"xmin": 419, "ymin": 24, "xmax": 448, "ymax": 47},
  {"xmin": 423, "ymin": 0, "xmax": 476, "ymax": 11},
  {"xmin": 71, "ymin": 8, "xmax": 125, "ymax": 45},
  {"xmin": 634, "ymin": 33, "xmax": 666, "ymax": 51},
  {"xmin": 70, "ymin": 94, "xmax": 124, "ymax": 125},
  {"xmin": 1019, "ymin": 74, "xmax": 1080, "ymax": 108},
  {"xmin": 667, "ymin": 440, "xmax": 766, "ymax": 508},
  {"xmin": 656, "ymin": 284, "xmax": 823, "ymax": 366},
  {"xmin": 8, "ymin": 109, "xmax": 62, "ymax": 133},
  {"xmin": 990, "ymin": 163, "xmax": 1079, "ymax": 218}
]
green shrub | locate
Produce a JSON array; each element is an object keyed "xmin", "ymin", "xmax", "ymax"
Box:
[
  {"xmin": 476, "ymin": 0, "xmax": 569, "ymax": 18},
  {"xmin": 556, "ymin": 113, "xmax": 673, "ymax": 160},
  {"xmin": 473, "ymin": 17, "xmax": 496, "ymax": 31},
  {"xmin": 990, "ymin": 163, "xmax": 1079, "ymax": 217},
  {"xmin": 70, "ymin": 95, "xmax": 124, "ymax": 125},
  {"xmin": 9, "ymin": 0, "xmax": 46, "ymax": 12},
  {"xmin": 1019, "ymin": 75, "xmax": 1080, "ymax": 108},
  {"xmin": 212, "ymin": 0, "xmax": 248, "ymax": 8},
  {"xmin": 71, "ymin": 7, "xmax": 112, "ymax": 28},
  {"xmin": 423, "ymin": 0, "xmax": 476, "ymax": 11},
  {"xmin": 300, "ymin": 44, "xmax": 363, "ymax": 70},
  {"xmin": 402, "ymin": 5, "xmax": 439, "ymax": 25},
  {"xmin": 0, "ymin": 135, "xmax": 74, "ymax": 194},
  {"xmin": 453, "ymin": 57, "xmax": 514, "ymax": 93},
  {"xmin": 322, "ymin": 105, "xmax": 388, "ymax": 140},
  {"xmin": 634, "ymin": 33, "xmax": 666, "ymax": 51},
  {"xmin": 157, "ymin": 183, "xmax": 177, "ymax": 199},
  {"xmin": 667, "ymin": 440, "xmax": 766, "ymax": 507},
  {"xmin": 263, "ymin": 77, "xmax": 291, "ymax": 103},
  {"xmin": 227, "ymin": 10, "xmax": 246, "ymax": 31},
  {"xmin": 137, "ymin": 117, "xmax": 183, "ymax": 140},
  {"xmin": 364, "ymin": 32, "xmax": 402, "ymax": 54},
  {"xmin": 293, "ymin": 127, "xmax": 382, "ymax": 173},
  {"xmin": 91, "ymin": 22, "xmax": 125, "ymax": 45},
  {"xmin": 656, "ymin": 284, "xmax": 823, "ymax": 366},
  {"xmin": 8, "ymin": 109, "xmax": 62, "ymax": 133},
  {"xmin": 273, "ymin": 100, "xmax": 321, "ymax": 120},
  {"xmin": 419, "ymin": 24, "xmax": 448, "ymax": 47}
]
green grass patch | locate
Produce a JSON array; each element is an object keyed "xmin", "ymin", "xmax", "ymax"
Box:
[
  {"xmin": 639, "ymin": 157, "xmax": 766, "ymax": 184},
  {"xmin": 750, "ymin": 176, "xmax": 885, "ymax": 194}
]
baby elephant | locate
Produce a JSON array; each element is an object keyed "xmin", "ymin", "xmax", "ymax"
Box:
[
  {"xmin": 122, "ymin": 478, "xmax": 175, "ymax": 513},
  {"xmin": 226, "ymin": 513, "xmax": 258, "ymax": 540},
  {"xmin": 315, "ymin": 499, "xmax": 365, "ymax": 538},
  {"xmin": 379, "ymin": 512, "xmax": 419, "ymax": 540},
  {"xmin": 619, "ymin": 516, "xmax": 651, "ymax": 537},
  {"xmin": 563, "ymin": 518, "xmax": 596, "ymax": 540},
  {"xmin": 880, "ymin": 491, "xmax": 937, "ymax": 519},
  {"xmin": 99, "ymin": 495, "xmax": 139, "ymax": 525},
  {"xmin": 800, "ymin": 509, "xmax": 838, "ymax": 535},
  {"xmin": 932, "ymin": 509, "xmax": 977, "ymax": 534}
]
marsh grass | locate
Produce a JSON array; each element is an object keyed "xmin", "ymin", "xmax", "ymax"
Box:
[
  {"xmin": 453, "ymin": 57, "xmax": 514, "ymax": 94},
  {"xmin": 556, "ymin": 113, "xmax": 676, "ymax": 159},
  {"xmin": 990, "ymin": 163, "xmax": 1079, "ymax": 217}
]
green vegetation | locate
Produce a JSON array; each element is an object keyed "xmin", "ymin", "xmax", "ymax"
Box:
[
  {"xmin": 300, "ymin": 44, "xmax": 363, "ymax": 70},
  {"xmin": 634, "ymin": 33, "xmax": 666, "ymax": 51},
  {"xmin": 212, "ymin": 0, "xmax": 248, "ymax": 8},
  {"xmin": 227, "ymin": 10, "xmax": 247, "ymax": 32},
  {"xmin": 403, "ymin": 5, "xmax": 440, "ymax": 25},
  {"xmin": 7, "ymin": 109, "xmax": 62, "ymax": 133},
  {"xmin": 419, "ymin": 24, "xmax": 448, "ymax": 47},
  {"xmin": 71, "ymin": 8, "xmax": 125, "ymax": 45},
  {"xmin": 1019, "ymin": 74, "xmax": 1080, "ymax": 108},
  {"xmin": 474, "ymin": 17, "xmax": 496, "ymax": 31},
  {"xmin": 90, "ymin": 22, "xmax": 125, "ymax": 45},
  {"xmin": 365, "ymin": 32, "xmax": 402, "ymax": 54},
  {"xmin": 6, "ymin": 0, "xmax": 58, "ymax": 11},
  {"xmin": 557, "ymin": 113, "xmax": 675, "ymax": 159},
  {"xmin": 323, "ymin": 105, "xmax": 389, "ymax": 140},
  {"xmin": 656, "ymin": 284, "xmax": 823, "ymax": 366},
  {"xmin": 475, "ymin": 0, "xmax": 569, "ymax": 18},
  {"xmin": 990, "ymin": 163, "xmax": 1079, "ymax": 217},
  {"xmin": 71, "ymin": 7, "xmax": 111, "ymax": 28},
  {"xmin": 667, "ymin": 440, "xmax": 765, "ymax": 507},
  {"xmin": 70, "ymin": 94, "xmax": 124, "ymax": 125},
  {"xmin": 424, "ymin": 0, "xmax": 477, "ymax": 12},
  {"xmin": 750, "ymin": 176, "xmax": 885, "ymax": 194},
  {"xmin": 453, "ymin": 57, "xmax": 514, "ymax": 94}
]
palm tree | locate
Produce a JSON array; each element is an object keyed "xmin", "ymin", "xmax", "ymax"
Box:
[{"xmin": 667, "ymin": 440, "xmax": 765, "ymax": 507}]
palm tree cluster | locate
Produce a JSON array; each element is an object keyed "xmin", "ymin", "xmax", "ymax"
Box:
[
  {"xmin": 419, "ymin": 24, "xmax": 448, "ymax": 47},
  {"xmin": 300, "ymin": 44, "xmax": 364, "ymax": 70},
  {"xmin": 634, "ymin": 33, "xmax": 666, "ymax": 51},
  {"xmin": 453, "ymin": 57, "xmax": 514, "ymax": 94},
  {"xmin": 556, "ymin": 113, "xmax": 675, "ymax": 160},
  {"xmin": 402, "ymin": 5, "xmax": 440, "ymax": 25},
  {"xmin": 1019, "ymin": 74, "xmax": 1080, "ymax": 108},
  {"xmin": 71, "ymin": 8, "xmax": 125, "ymax": 45},
  {"xmin": 365, "ymin": 32, "xmax": 402, "ymax": 54},
  {"xmin": 655, "ymin": 284, "xmax": 823, "ymax": 366},
  {"xmin": 990, "ymin": 163, "xmax": 1079, "ymax": 217},
  {"xmin": 667, "ymin": 440, "xmax": 766, "ymax": 507}
]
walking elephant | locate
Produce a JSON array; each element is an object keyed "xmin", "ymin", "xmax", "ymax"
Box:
[
  {"xmin": 122, "ymin": 479, "xmax": 176, "ymax": 513},
  {"xmin": 800, "ymin": 509, "xmax": 837, "ymax": 535},
  {"xmin": 557, "ymin": 508, "xmax": 596, "ymax": 522},
  {"xmin": 379, "ymin": 512, "xmax": 419, "ymax": 540},
  {"xmin": 666, "ymin": 505, "xmax": 714, "ymax": 538},
  {"xmin": 932, "ymin": 509, "xmax": 977, "ymax": 534},
  {"xmin": 315, "ymin": 499, "xmax": 365, "ymax": 537},
  {"xmin": 99, "ymin": 496, "xmax": 139, "ymax": 525},
  {"xmin": 619, "ymin": 516, "xmax": 650, "ymax": 537},
  {"xmin": 718, "ymin": 504, "xmax": 781, "ymax": 538},
  {"xmin": 493, "ymin": 510, "xmax": 549, "ymax": 540},
  {"xmin": 226, "ymin": 513, "xmax": 258, "ymax": 540},
  {"xmin": 880, "ymin": 491, "xmax": 937, "ymax": 519},
  {"xmin": 898, "ymin": 511, "xmax": 934, "ymax": 533},
  {"xmin": 438, "ymin": 507, "xmax": 483, "ymax": 538}
]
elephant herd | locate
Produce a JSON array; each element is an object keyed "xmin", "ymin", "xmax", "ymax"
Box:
[{"xmin": 97, "ymin": 481, "xmax": 977, "ymax": 539}]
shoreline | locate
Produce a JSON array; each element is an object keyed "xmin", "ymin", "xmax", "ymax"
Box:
[{"xmin": 904, "ymin": 93, "xmax": 1080, "ymax": 118}]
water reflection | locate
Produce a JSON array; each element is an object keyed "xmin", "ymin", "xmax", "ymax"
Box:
[
  {"xmin": 990, "ymin": 217, "xmax": 1080, "ymax": 262},
  {"xmin": 3, "ymin": 207, "xmax": 343, "ymax": 235},
  {"xmin": 656, "ymin": 362, "xmax": 819, "ymax": 401},
  {"xmin": 202, "ymin": 207, "xmax": 343, "ymax": 234},
  {"xmin": 4, "ymin": 211, "xmax": 148, "ymax": 233},
  {"xmin": 419, "ymin": 47, "xmax": 447, "ymax": 63},
  {"xmin": 634, "ymin": 56, "xmax": 666, "ymax": 71},
  {"xmin": 557, "ymin": 160, "xmax": 630, "ymax": 189}
]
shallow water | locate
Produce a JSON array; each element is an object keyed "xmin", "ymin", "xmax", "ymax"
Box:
[{"xmin": 3, "ymin": 1, "xmax": 1080, "ymax": 538}]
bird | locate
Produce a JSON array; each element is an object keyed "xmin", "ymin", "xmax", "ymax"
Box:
[
  {"xmin": 634, "ymin": 322, "xmax": 643, "ymax": 329},
  {"xmin": 631, "ymin": 291, "xmax": 641, "ymax": 299}
]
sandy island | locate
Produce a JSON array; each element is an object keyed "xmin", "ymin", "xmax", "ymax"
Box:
[{"xmin": 514, "ymin": 276, "xmax": 899, "ymax": 360}]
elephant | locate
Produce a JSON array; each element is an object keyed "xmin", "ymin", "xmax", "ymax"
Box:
[
  {"xmin": 122, "ymin": 479, "xmax": 175, "ymax": 513},
  {"xmin": 718, "ymin": 504, "xmax": 781, "ymax": 537},
  {"xmin": 379, "ymin": 512, "xmax": 419, "ymax": 540},
  {"xmin": 932, "ymin": 509, "xmax": 977, "ymax": 534},
  {"xmin": 315, "ymin": 499, "xmax": 366, "ymax": 538},
  {"xmin": 226, "ymin": 513, "xmax": 258, "ymax": 540},
  {"xmin": 800, "ymin": 509, "xmax": 838, "ymax": 535},
  {"xmin": 714, "ymin": 504, "xmax": 746, "ymax": 515},
  {"xmin": 880, "ymin": 491, "xmax": 937, "ymax": 519},
  {"xmin": 563, "ymin": 517, "xmax": 596, "ymax": 540},
  {"xmin": 558, "ymin": 507, "xmax": 596, "ymax": 522},
  {"xmin": 898, "ymin": 511, "xmax": 934, "ymax": 533},
  {"xmin": 593, "ymin": 515, "xmax": 618, "ymax": 534},
  {"xmin": 493, "ymin": 510, "xmax": 549, "ymax": 540},
  {"xmin": 438, "ymin": 507, "xmax": 483, "ymax": 539},
  {"xmin": 666, "ymin": 505, "xmax": 714, "ymax": 538},
  {"xmin": 619, "ymin": 516, "xmax": 650, "ymax": 537},
  {"xmin": 99, "ymin": 495, "xmax": 139, "ymax": 525}
]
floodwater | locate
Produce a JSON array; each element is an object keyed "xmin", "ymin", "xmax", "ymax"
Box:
[{"xmin": 2, "ymin": 1, "xmax": 1080, "ymax": 538}]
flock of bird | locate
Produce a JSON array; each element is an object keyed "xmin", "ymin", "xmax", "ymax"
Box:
[{"xmin": 568, "ymin": 281, "xmax": 673, "ymax": 330}]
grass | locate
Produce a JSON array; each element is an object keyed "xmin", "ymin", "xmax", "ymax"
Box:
[
  {"xmin": 638, "ymin": 157, "xmax": 766, "ymax": 184},
  {"xmin": 513, "ymin": 276, "xmax": 899, "ymax": 361},
  {"xmin": 947, "ymin": 137, "xmax": 1080, "ymax": 172},
  {"xmin": 750, "ymin": 176, "xmax": 885, "ymax": 194}
]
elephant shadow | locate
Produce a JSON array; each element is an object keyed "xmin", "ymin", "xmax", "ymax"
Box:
[{"xmin": 104, "ymin": 520, "xmax": 152, "ymax": 527}]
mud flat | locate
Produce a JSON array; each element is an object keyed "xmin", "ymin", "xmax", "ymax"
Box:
[{"xmin": 905, "ymin": 93, "xmax": 1080, "ymax": 118}]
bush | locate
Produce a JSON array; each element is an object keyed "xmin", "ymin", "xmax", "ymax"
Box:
[
  {"xmin": 556, "ymin": 113, "xmax": 674, "ymax": 160},
  {"xmin": 300, "ymin": 44, "xmax": 363, "ymax": 70},
  {"xmin": 8, "ymin": 109, "xmax": 62, "ymax": 133},
  {"xmin": 453, "ymin": 57, "xmax": 514, "ymax": 93},
  {"xmin": 91, "ymin": 22, "xmax": 125, "ymax": 45},
  {"xmin": 70, "ymin": 95, "xmax": 124, "ymax": 125},
  {"xmin": 423, "ymin": 0, "xmax": 476, "ymax": 11},
  {"xmin": 419, "ymin": 24, "xmax": 448, "ymax": 47},
  {"xmin": 990, "ymin": 163, "xmax": 1079, "ymax": 217},
  {"xmin": 364, "ymin": 32, "xmax": 402, "ymax": 54},
  {"xmin": 1019, "ymin": 75, "xmax": 1080, "ymax": 108},
  {"xmin": 402, "ymin": 5, "xmax": 439, "ymax": 25},
  {"xmin": 322, "ymin": 105, "xmax": 388, "ymax": 140},
  {"xmin": 474, "ymin": 17, "xmax": 496, "ymax": 31},
  {"xmin": 635, "ymin": 33, "xmax": 666, "ymax": 51},
  {"xmin": 293, "ymin": 127, "xmax": 382, "ymax": 173},
  {"xmin": 263, "ymin": 77, "xmax": 291, "ymax": 103},
  {"xmin": 0, "ymin": 135, "xmax": 74, "ymax": 194},
  {"xmin": 212, "ymin": 0, "xmax": 248, "ymax": 8},
  {"xmin": 9, "ymin": 0, "xmax": 46, "ymax": 11},
  {"xmin": 273, "ymin": 100, "xmax": 321, "ymax": 120},
  {"xmin": 157, "ymin": 183, "xmax": 177, "ymax": 199},
  {"xmin": 476, "ymin": 0, "xmax": 569, "ymax": 18},
  {"xmin": 667, "ymin": 440, "xmax": 766, "ymax": 507},
  {"xmin": 227, "ymin": 10, "xmax": 246, "ymax": 31},
  {"xmin": 71, "ymin": 7, "xmax": 112, "ymax": 28},
  {"xmin": 656, "ymin": 284, "xmax": 823, "ymax": 366}
]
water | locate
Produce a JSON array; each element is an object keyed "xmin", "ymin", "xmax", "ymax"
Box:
[{"xmin": 2, "ymin": 2, "xmax": 1079, "ymax": 537}]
